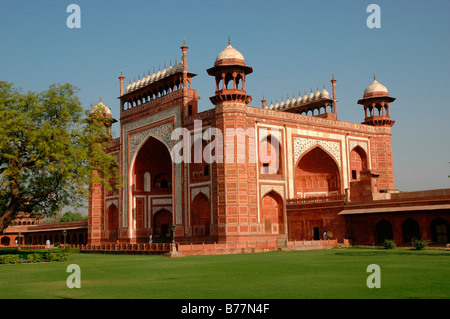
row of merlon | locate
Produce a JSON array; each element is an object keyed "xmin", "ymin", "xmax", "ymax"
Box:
[
  {"xmin": 266, "ymin": 87, "xmax": 330, "ymax": 110},
  {"xmin": 126, "ymin": 61, "xmax": 184, "ymax": 94}
]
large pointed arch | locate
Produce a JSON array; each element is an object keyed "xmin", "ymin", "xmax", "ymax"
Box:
[
  {"xmin": 294, "ymin": 145, "xmax": 341, "ymax": 198},
  {"xmin": 131, "ymin": 135, "xmax": 173, "ymax": 240},
  {"xmin": 123, "ymin": 120, "xmax": 175, "ymax": 231}
]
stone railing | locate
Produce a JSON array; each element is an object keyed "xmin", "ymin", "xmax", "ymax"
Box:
[
  {"xmin": 287, "ymin": 193, "xmax": 346, "ymax": 205},
  {"xmin": 79, "ymin": 243, "xmax": 171, "ymax": 253}
]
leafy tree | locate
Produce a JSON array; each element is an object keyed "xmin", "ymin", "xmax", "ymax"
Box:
[
  {"xmin": 60, "ymin": 211, "xmax": 87, "ymax": 222},
  {"xmin": 0, "ymin": 81, "xmax": 119, "ymax": 232}
]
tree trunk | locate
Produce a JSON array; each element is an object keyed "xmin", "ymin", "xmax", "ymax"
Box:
[{"xmin": 0, "ymin": 204, "xmax": 16, "ymax": 233}]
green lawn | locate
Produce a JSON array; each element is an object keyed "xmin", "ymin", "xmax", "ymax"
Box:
[{"xmin": 0, "ymin": 247, "xmax": 448, "ymax": 299}]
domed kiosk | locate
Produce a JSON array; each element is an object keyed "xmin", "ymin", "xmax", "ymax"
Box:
[
  {"xmin": 358, "ymin": 74, "xmax": 395, "ymax": 126},
  {"xmin": 207, "ymin": 38, "xmax": 253, "ymax": 105}
]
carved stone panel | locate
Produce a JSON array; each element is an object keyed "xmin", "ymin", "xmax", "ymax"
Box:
[
  {"xmin": 293, "ymin": 137, "xmax": 341, "ymax": 168},
  {"xmin": 260, "ymin": 184, "xmax": 285, "ymax": 199},
  {"xmin": 349, "ymin": 140, "xmax": 368, "ymax": 154},
  {"xmin": 191, "ymin": 186, "xmax": 210, "ymax": 201}
]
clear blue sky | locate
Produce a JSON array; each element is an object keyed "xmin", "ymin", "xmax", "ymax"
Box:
[{"xmin": 1, "ymin": 0, "xmax": 449, "ymax": 192}]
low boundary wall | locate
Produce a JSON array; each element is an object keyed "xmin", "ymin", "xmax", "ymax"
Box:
[{"xmin": 75, "ymin": 239, "xmax": 350, "ymax": 256}]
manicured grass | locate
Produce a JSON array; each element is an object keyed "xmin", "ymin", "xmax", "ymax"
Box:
[{"xmin": 0, "ymin": 247, "xmax": 448, "ymax": 299}]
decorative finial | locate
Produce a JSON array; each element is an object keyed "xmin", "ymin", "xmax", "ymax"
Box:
[
  {"xmin": 228, "ymin": 36, "xmax": 231, "ymax": 45},
  {"xmin": 332, "ymin": 73, "xmax": 335, "ymax": 79},
  {"xmin": 373, "ymin": 72, "xmax": 376, "ymax": 80},
  {"xmin": 183, "ymin": 38, "xmax": 186, "ymax": 45},
  {"xmin": 120, "ymin": 69, "xmax": 123, "ymax": 76},
  {"xmin": 99, "ymin": 96, "xmax": 102, "ymax": 102}
]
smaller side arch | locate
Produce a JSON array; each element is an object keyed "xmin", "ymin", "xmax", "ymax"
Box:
[
  {"xmin": 260, "ymin": 191, "xmax": 284, "ymax": 235},
  {"xmin": 153, "ymin": 209, "xmax": 173, "ymax": 240},
  {"xmin": 402, "ymin": 218, "xmax": 421, "ymax": 243},
  {"xmin": 190, "ymin": 193, "xmax": 211, "ymax": 236},
  {"xmin": 376, "ymin": 219, "xmax": 393, "ymax": 243},
  {"xmin": 431, "ymin": 218, "xmax": 449, "ymax": 243},
  {"xmin": 259, "ymin": 134, "xmax": 282, "ymax": 175},
  {"xmin": 350, "ymin": 146, "xmax": 368, "ymax": 181}
]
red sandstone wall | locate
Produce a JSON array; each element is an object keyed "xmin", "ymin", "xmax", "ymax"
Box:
[
  {"xmin": 344, "ymin": 211, "xmax": 450, "ymax": 245},
  {"xmin": 88, "ymin": 175, "xmax": 104, "ymax": 245},
  {"xmin": 370, "ymin": 134, "xmax": 395, "ymax": 190},
  {"xmin": 213, "ymin": 103, "xmax": 259, "ymax": 243}
]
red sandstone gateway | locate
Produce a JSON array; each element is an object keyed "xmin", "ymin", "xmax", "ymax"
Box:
[
  {"xmin": 86, "ymin": 40, "xmax": 449, "ymax": 252},
  {"xmin": 4, "ymin": 41, "xmax": 446, "ymax": 253}
]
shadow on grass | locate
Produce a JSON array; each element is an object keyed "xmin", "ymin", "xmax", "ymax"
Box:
[{"xmin": 333, "ymin": 246, "xmax": 450, "ymax": 257}]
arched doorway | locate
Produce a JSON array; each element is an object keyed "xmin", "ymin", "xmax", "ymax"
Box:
[
  {"xmin": 153, "ymin": 209, "xmax": 173, "ymax": 242},
  {"xmin": 190, "ymin": 193, "xmax": 211, "ymax": 236},
  {"xmin": 106, "ymin": 204, "xmax": 119, "ymax": 240},
  {"xmin": 295, "ymin": 146, "xmax": 340, "ymax": 198},
  {"xmin": 431, "ymin": 218, "xmax": 449, "ymax": 243},
  {"xmin": 261, "ymin": 191, "xmax": 284, "ymax": 234},
  {"xmin": 154, "ymin": 172, "xmax": 171, "ymax": 190},
  {"xmin": 376, "ymin": 219, "xmax": 393, "ymax": 243},
  {"xmin": 350, "ymin": 146, "xmax": 368, "ymax": 181},
  {"xmin": 402, "ymin": 218, "xmax": 421, "ymax": 243},
  {"xmin": 260, "ymin": 135, "xmax": 282, "ymax": 175},
  {"xmin": 1, "ymin": 237, "xmax": 10, "ymax": 246},
  {"xmin": 190, "ymin": 139, "xmax": 210, "ymax": 182},
  {"xmin": 132, "ymin": 136, "xmax": 173, "ymax": 240}
]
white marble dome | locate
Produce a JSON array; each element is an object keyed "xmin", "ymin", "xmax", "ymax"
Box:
[
  {"xmin": 320, "ymin": 88, "xmax": 330, "ymax": 99},
  {"xmin": 215, "ymin": 44, "xmax": 245, "ymax": 63},
  {"xmin": 364, "ymin": 79, "xmax": 388, "ymax": 95},
  {"xmin": 90, "ymin": 100, "xmax": 111, "ymax": 115}
]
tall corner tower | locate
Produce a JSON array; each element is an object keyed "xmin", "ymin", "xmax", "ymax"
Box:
[
  {"xmin": 206, "ymin": 40, "xmax": 259, "ymax": 243},
  {"xmin": 358, "ymin": 75, "xmax": 396, "ymax": 191},
  {"xmin": 87, "ymin": 99, "xmax": 117, "ymax": 245}
]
